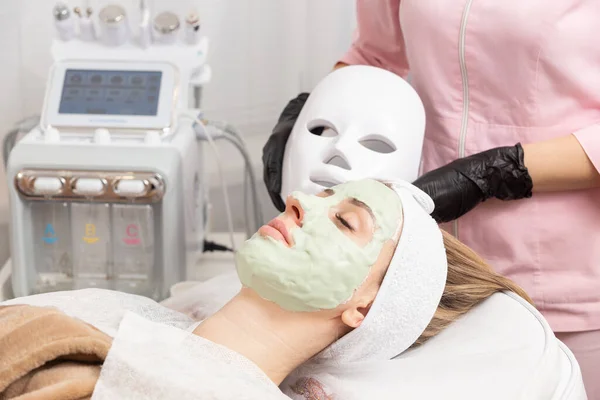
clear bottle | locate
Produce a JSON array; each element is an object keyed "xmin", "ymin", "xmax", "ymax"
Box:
[
  {"xmin": 31, "ymin": 201, "xmax": 73, "ymax": 293},
  {"xmin": 71, "ymin": 202, "xmax": 112, "ymax": 289}
]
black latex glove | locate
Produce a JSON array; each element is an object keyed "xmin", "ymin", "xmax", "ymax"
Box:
[
  {"xmin": 412, "ymin": 143, "xmax": 533, "ymax": 223},
  {"xmin": 262, "ymin": 93, "xmax": 310, "ymax": 211}
]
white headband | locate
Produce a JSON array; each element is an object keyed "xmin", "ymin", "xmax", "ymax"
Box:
[{"xmin": 314, "ymin": 180, "xmax": 448, "ymax": 363}]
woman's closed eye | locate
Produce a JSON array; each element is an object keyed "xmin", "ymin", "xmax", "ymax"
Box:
[{"xmin": 335, "ymin": 213, "xmax": 355, "ymax": 232}]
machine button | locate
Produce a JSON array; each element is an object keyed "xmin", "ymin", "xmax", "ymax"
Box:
[
  {"xmin": 115, "ymin": 179, "xmax": 147, "ymax": 196},
  {"xmin": 32, "ymin": 177, "xmax": 63, "ymax": 195},
  {"xmin": 73, "ymin": 178, "xmax": 105, "ymax": 196}
]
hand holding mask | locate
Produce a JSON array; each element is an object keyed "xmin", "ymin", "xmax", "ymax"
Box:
[
  {"xmin": 262, "ymin": 93, "xmax": 310, "ymax": 211},
  {"xmin": 412, "ymin": 144, "xmax": 533, "ymax": 223}
]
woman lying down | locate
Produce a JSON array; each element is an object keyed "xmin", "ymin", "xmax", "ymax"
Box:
[{"xmin": 0, "ymin": 179, "xmax": 532, "ymax": 399}]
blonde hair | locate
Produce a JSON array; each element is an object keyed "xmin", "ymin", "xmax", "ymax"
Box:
[{"xmin": 412, "ymin": 230, "xmax": 533, "ymax": 348}]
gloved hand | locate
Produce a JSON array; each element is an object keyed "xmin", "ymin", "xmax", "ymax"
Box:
[
  {"xmin": 413, "ymin": 143, "xmax": 533, "ymax": 223},
  {"xmin": 262, "ymin": 93, "xmax": 310, "ymax": 211}
]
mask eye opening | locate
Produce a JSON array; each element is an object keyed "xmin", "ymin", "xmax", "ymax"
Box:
[
  {"xmin": 307, "ymin": 119, "xmax": 338, "ymax": 137},
  {"xmin": 358, "ymin": 134, "xmax": 396, "ymax": 154}
]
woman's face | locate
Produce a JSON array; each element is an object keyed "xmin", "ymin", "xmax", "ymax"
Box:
[{"xmin": 235, "ymin": 179, "xmax": 403, "ymax": 315}]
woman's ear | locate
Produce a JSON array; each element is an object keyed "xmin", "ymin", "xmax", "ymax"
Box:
[{"xmin": 341, "ymin": 298, "xmax": 373, "ymax": 328}]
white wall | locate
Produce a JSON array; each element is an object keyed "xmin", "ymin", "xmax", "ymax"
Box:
[
  {"xmin": 0, "ymin": 1, "xmax": 24, "ymax": 264},
  {"xmin": 0, "ymin": 0, "xmax": 356, "ymax": 253}
]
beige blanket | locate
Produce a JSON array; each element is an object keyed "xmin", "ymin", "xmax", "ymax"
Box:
[{"xmin": 0, "ymin": 305, "xmax": 112, "ymax": 400}]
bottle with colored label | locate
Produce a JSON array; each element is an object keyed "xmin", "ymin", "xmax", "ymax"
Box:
[
  {"xmin": 31, "ymin": 202, "xmax": 73, "ymax": 292},
  {"xmin": 71, "ymin": 203, "xmax": 112, "ymax": 289},
  {"xmin": 111, "ymin": 204, "xmax": 155, "ymax": 296}
]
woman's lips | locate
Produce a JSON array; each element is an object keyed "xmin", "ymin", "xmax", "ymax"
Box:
[{"xmin": 258, "ymin": 218, "xmax": 292, "ymax": 246}]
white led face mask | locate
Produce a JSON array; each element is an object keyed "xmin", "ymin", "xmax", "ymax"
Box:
[{"xmin": 280, "ymin": 65, "xmax": 426, "ymax": 200}]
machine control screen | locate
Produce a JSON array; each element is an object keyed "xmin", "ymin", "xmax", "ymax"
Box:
[{"xmin": 58, "ymin": 69, "xmax": 163, "ymax": 116}]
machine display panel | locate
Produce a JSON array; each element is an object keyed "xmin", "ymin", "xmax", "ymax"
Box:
[
  {"xmin": 43, "ymin": 60, "xmax": 177, "ymax": 130},
  {"xmin": 58, "ymin": 69, "xmax": 163, "ymax": 116}
]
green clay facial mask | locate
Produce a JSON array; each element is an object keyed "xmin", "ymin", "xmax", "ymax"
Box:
[{"xmin": 235, "ymin": 179, "xmax": 403, "ymax": 312}]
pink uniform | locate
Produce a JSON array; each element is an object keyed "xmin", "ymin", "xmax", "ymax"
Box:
[{"xmin": 340, "ymin": 1, "xmax": 600, "ymax": 395}]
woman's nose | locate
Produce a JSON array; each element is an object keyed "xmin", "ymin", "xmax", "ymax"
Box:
[{"xmin": 284, "ymin": 196, "xmax": 304, "ymax": 227}]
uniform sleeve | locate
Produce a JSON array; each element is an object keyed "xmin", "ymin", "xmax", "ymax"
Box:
[
  {"xmin": 339, "ymin": 0, "xmax": 410, "ymax": 78},
  {"xmin": 573, "ymin": 124, "xmax": 600, "ymax": 172}
]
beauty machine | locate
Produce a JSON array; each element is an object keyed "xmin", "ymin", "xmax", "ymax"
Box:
[{"xmin": 4, "ymin": 3, "xmax": 262, "ymax": 301}]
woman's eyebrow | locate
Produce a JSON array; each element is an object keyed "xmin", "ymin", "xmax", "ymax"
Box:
[{"xmin": 349, "ymin": 198, "xmax": 375, "ymax": 224}]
